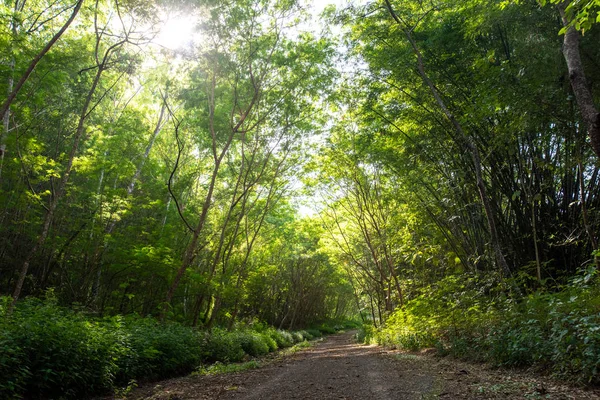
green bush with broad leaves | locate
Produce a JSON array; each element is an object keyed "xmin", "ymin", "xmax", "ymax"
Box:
[
  {"xmin": 316, "ymin": 324, "xmax": 337, "ymax": 334},
  {"xmin": 199, "ymin": 328, "xmax": 246, "ymax": 363},
  {"xmin": 234, "ymin": 330, "xmax": 270, "ymax": 357},
  {"xmin": 266, "ymin": 328, "xmax": 294, "ymax": 348},
  {"xmin": 0, "ymin": 297, "xmax": 329, "ymax": 399},
  {"xmin": 291, "ymin": 331, "xmax": 305, "ymax": 342},
  {"xmin": 0, "ymin": 296, "xmax": 123, "ymax": 399},
  {"xmin": 359, "ymin": 269, "xmax": 600, "ymax": 384},
  {"xmin": 116, "ymin": 316, "xmax": 203, "ymax": 381},
  {"xmin": 260, "ymin": 332, "xmax": 278, "ymax": 351},
  {"xmin": 296, "ymin": 330, "xmax": 313, "ymax": 340}
]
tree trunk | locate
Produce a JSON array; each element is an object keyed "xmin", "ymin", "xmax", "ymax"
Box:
[
  {"xmin": 192, "ymin": 293, "xmax": 205, "ymax": 327},
  {"xmin": 557, "ymin": 3, "xmax": 600, "ymax": 159},
  {"xmin": 206, "ymin": 295, "xmax": 221, "ymax": 330},
  {"xmin": 161, "ymin": 159, "xmax": 220, "ymax": 321},
  {"xmin": 367, "ymin": 293, "xmax": 376, "ymax": 328},
  {"xmin": 0, "ymin": 0, "xmax": 20, "ymax": 182},
  {"xmin": 532, "ymin": 199, "xmax": 542, "ymax": 282},
  {"xmin": 127, "ymin": 101, "xmax": 168, "ymax": 195},
  {"xmin": 161, "ymin": 67, "xmax": 260, "ymax": 321},
  {"xmin": 0, "ymin": 56, "xmax": 14, "ymax": 183}
]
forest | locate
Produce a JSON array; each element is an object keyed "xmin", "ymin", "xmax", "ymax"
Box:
[{"xmin": 1, "ymin": 0, "xmax": 600, "ymax": 398}]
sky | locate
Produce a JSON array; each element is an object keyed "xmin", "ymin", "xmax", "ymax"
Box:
[
  {"xmin": 312, "ymin": 0, "xmax": 347, "ymax": 15},
  {"xmin": 156, "ymin": 0, "xmax": 349, "ymax": 50}
]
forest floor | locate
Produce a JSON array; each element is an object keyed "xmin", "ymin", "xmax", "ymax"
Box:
[{"xmin": 119, "ymin": 331, "xmax": 600, "ymax": 400}]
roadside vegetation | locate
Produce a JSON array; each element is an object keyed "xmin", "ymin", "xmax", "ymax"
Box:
[
  {"xmin": 0, "ymin": 295, "xmax": 357, "ymax": 399},
  {"xmin": 357, "ymin": 269, "xmax": 600, "ymax": 385}
]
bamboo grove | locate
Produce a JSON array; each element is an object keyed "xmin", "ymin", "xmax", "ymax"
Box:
[{"xmin": 311, "ymin": 0, "xmax": 600, "ymax": 324}]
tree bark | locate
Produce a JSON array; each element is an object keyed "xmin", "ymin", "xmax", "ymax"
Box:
[{"xmin": 557, "ymin": 2, "xmax": 600, "ymax": 159}]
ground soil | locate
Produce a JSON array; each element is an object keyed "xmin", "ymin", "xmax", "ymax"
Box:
[{"xmin": 120, "ymin": 331, "xmax": 600, "ymax": 400}]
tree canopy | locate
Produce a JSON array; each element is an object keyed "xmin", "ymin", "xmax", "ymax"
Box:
[{"xmin": 1, "ymin": 0, "xmax": 600, "ymax": 394}]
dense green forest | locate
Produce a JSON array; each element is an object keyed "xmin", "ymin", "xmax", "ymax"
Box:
[{"xmin": 1, "ymin": 0, "xmax": 600, "ymax": 397}]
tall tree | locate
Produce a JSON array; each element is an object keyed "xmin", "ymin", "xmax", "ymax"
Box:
[
  {"xmin": 0, "ymin": 0, "xmax": 83, "ymax": 180},
  {"xmin": 553, "ymin": 1, "xmax": 600, "ymax": 159},
  {"xmin": 9, "ymin": 0, "xmax": 149, "ymax": 307}
]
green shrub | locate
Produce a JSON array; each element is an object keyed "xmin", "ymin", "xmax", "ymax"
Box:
[
  {"xmin": 366, "ymin": 271, "xmax": 600, "ymax": 385},
  {"xmin": 354, "ymin": 325, "xmax": 375, "ymax": 344},
  {"xmin": 235, "ymin": 331, "xmax": 270, "ymax": 357},
  {"xmin": 291, "ymin": 331, "xmax": 305, "ymax": 343},
  {"xmin": 297, "ymin": 330, "xmax": 313, "ymax": 340},
  {"xmin": 0, "ymin": 298, "xmax": 122, "ymax": 399},
  {"xmin": 201, "ymin": 329, "xmax": 245, "ymax": 363},
  {"xmin": 260, "ymin": 332, "xmax": 278, "ymax": 351},
  {"xmin": 396, "ymin": 332, "xmax": 437, "ymax": 351},
  {"xmin": 316, "ymin": 324, "xmax": 336, "ymax": 334},
  {"xmin": 0, "ymin": 336, "xmax": 30, "ymax": 399},
  {"xmin": 446, "ymin": 333, "xmax": 476, "ymax": 359},
  {"xmin": 196, "ymin": 360, "xmax": 262, "ymax": 375},
  {"xmin": 267, "ymin": 329, "xmax": 294, "ymax": 348},
  {"xmin": 279, "ymin": 330, "xmax": 295, "ymax": 346},
  {"xmin": 548, "ymin": 308, "xmax": 600, "ymax": 382},
  {"xmin": 305, "ymin": 328, "xmax": 322, "ymax": 338},
  {"xmin": 340, "ymin": 319, "xmax": 362, "ymax": 329},
  {"xmin": 118, "ymin": 317, "xmax": 202, "ymax": 381},
  {"xmin": 0, "ymin": 298, "xmax": 337, "ymax": 399}
]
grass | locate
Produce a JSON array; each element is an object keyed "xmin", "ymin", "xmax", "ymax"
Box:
[
  {"xmin": 278, "ymin": 339, "xmax": 315, "ymax": 356},
  {"xmin": 194, "ymin": 360, "xmax": 262, "ymax": 376},
  {"xmin": 394, "ymin": 353, "xmax": 420, "ymax": 361},
  {"xmin": 192, "ymin": 337, "xmax": 318, "ymax": 377}
]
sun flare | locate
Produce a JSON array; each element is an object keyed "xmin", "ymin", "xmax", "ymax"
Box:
[{"xmin": 155, "ymin": 14, "xmax": 199, "ymax": 50}]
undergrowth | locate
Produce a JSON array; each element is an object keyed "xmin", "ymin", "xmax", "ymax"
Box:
[
  {"xmin": 0, "ymin": 295, "xmax": 353, "ymax": 399},
  {"xmin": 357, "ymin": 268, "xmax": 600, "ymax": 385},
  {"xmin": 195, "ymin": 339, "xmax": 317, "ymax": 377}
]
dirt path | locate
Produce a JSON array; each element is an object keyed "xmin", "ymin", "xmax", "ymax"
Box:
[
  {"xmin": 126, "ymin": 332, "xmax": 600, "ymax": 400},
  {"xmin": 222, "ymin": 332, "xmax": 434, "ymax": 400}
]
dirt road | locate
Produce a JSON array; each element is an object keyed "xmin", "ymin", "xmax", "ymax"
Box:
[
  {"xmin": 221, "ymin": 332, "xmax": 434, "ymax": 400},
  {"xmin": 127, "ymin": 332, "xmax": 600, "ymax": 399}
]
